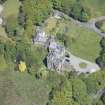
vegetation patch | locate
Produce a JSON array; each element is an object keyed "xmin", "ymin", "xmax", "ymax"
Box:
[
  {"xmin": 44, "ymin": 17, "xmax": 58, "ymax": 34},
  {"xmin": 79, "ymin": 62, "xmax": 87, "ymax": 69}
]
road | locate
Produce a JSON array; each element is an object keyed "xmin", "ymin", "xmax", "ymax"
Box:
[{"xmin": 54, "ymin": 10, "xmax": 105, "ymax": 37}]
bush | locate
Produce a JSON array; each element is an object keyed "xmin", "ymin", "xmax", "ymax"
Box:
[
  {"xmin": 51, "ymin": 0, "xmax": 90, "ymax": 22},
  {"xmin": 0, "ymin": 0, "xmax": 7, "ymax": 4},
  {"xmin": 70, "ymin": 2, "xmax": 90, "ymax": 22}
]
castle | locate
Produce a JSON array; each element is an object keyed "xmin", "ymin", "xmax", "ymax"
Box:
[{"xmin": 33, "ymin": 28, "xmax": 71, "ymax": 71}]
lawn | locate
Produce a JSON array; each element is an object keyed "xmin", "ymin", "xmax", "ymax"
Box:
[
  {"xmin": 0, "ymin": 70, "xmax": 50, "ymax": 105},
  {"xmin": 44, "ymin": 17, "xmax": 101, "ymax": 62},
  {"xmin": 2, "ymin": 0, "xmax": 20, "ymax": 18},
  {"xmin": 0, "ymin": 66, "xmax": 63, "ymax": 105},
  {"xmin": 68, "ymin": 23, "xmax": 101, "ymax": 62},
  {"xmin": 44, "ymin": 17, "xmax": 58, "ymax": 35}
]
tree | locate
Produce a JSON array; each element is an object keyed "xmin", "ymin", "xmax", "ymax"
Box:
[
  {"xmin": 47, "ymin": 80, "xmax": 72, "ymax": 105},
  {"xmin": 18, "ymin": 61, "xmax": 27, "ymax": 72},
  {"xmin": 97, "ymin": 38, "xmax": 105, "ymax": 68},
  {"xmin": 72, "ymin": 79, "xmax": 92, "ymax": 105},
  {"xmin": 70, "ymin": 1, "xmax": 90, "ymax": 22},
  {"xmin": 51, "ymin": 0, "xmax": 90, "ymax": 22},
  {"xmin": 23, "ymin": 0, "xmax": 52, "ymax": 25},
  {"xmin": 0, "ymin": 0, "xmax": 7, "ymax": 4},
  {"xmin": 101, "ymin": 93, "xmax": 105, "ymax": 104},
  {"xmin": 51, "ymin": 0, "xmax": 62, "ymax": 10},
  {"xmin": 61, "ymin": 0, "xmax": 76, "ymax": 14},
  {"xmin": 18, "ymin": 6, "xmax": 26, "ymax": 27},
  {"xmin": 36, "ymin": 66, "xmax": 48, "ymax": 80}
]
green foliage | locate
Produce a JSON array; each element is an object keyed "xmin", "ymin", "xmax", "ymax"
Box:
[
  {"xmin": 23, "ymin": 0, "xmax": 52, "ymax": 25},
  {"xmin": 97, "ymin": 38, "xmax": 105, "ymax": 68},
  {"xmin": 72, "ymin": 79, "xmax": 91, "ymax": 105},
  {"xmin": 47, "ymin": 78, "xmax": 92, "ymax": 105},
  {"xmin": 22, "ymin": 0, "xmax": 52, "ymax": 38},
  {"xmin": 70, "ymin": 1, "xmax": 90, "ymax": 22},
  {"xmin": 47, "ymin": 80, "xmax": 72, "ymax": 105},
  {"xmin": 51, "ymin": 0, "xmax": 90, "ymax": 22},
  {"xmin": 24, "ymin": 18, "xmax": 34, "ymax": 38},
  {"xmin": 35, "ymin": 67, "xmax": 48, "ymax": 80},
  {"xmin": 0, "ymin": 41, "xmax": 16, "ymax": 61},
  {"xmin": 45, "ymin": 17, "xmax": 100, "ymax": 62},
  {"xmin": 1, "ymin": 1, "xmax": 105, "ymax": 105},
  {"xmin": 5, "ymin": 15, "xmax": 19, "ymax": 37},
  {"xmin": 18, "ymin": 6, "xmax": 26, "ymax": 27},
  {"xmin": 0, "ymin": 39, "xmax": 47, "ymax": 75},
  {"xmin": 51, "ymin": 0, "xmax": 76, "ymax": 13},
  {"xmin": 101, "ymin": 93, "xmax": 105, "ymax": 104},
  {"xmin": 0, "ymin": 0, "xmax": 7, "ymax": 4},
  {"xmin": 82, "ymin": 70, "xmax": 105, "ymax": 96},
  {"xmin": 83, "ymin": 77, "xmax": 97, "ymax": 94}
]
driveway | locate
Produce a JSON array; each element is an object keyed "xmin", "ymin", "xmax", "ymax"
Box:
[{"xmin": 69, "ymin": 52, "xmax": 100, "ymax": 74}]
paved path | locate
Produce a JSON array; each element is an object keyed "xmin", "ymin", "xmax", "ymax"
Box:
[
  {"xmin": 66, "ymin": 51, "xmax": 100, "ymax": 74},
  {"xmin": 93, "ymin": 88, "xmax": 105, "ymax": 99},
  {"xmin": 70, "ymin": 16, "xmax": 105, "ymax": 37},
  {"xmin": 54, "ymin": 10, "xmax": 105, "ymax": 37}
]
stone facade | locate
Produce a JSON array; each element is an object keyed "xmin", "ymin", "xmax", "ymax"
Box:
[
  {"xmin": 32, "ymin": 29, "xmax": 47, "ymax": 45},
  {"xmin": 33, "ymin": 29, "xmax": 71, "ymax": 71}
]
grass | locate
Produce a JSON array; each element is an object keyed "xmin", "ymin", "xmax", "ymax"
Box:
[
  {"xmin": 69, "ymin": 26, "xmax": 101, "ymax": 62},
  {"xmin": 0, "ymin": 70, "xmax": 50, "ymax": 105},
  {"xmin": 44, "ymin": 17, "xmax": 58, "ymax": 35},
  {"xmin": 0, "ymin": 67, "xmax": 63, "ymax": 105},
  {"xmin": 66, "ymin": 21, "xmax": 101, "ymax": 62},
  {"xmin": 2, "ymin": 0, "xmax": 20, "ymax": 18},
  {"xmin": 79, "ymin": 62, "xmax": 87, "ymax": 69},
  {"xmin": 44, "ymin": 17, "xmax": 101, "ymax": 62}
]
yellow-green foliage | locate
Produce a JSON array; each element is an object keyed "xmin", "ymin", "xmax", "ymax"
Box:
[
  {"xmin": 44, "ymin": 17, "xmax": 58, "ymax": 34},
  {"xmin": 18, "ymin": 61, "xmax": 27, "ymax": 72},
  {"xmin": 3, "ymin": 0, "xmax": 20, "ymax": 18}
]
